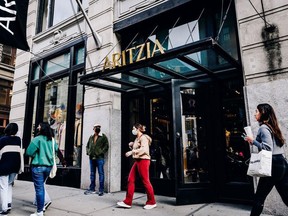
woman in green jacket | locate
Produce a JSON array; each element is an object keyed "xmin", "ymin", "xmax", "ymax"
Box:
[{"xmin": 26, "ymin": 122, "xmax": 58, "ymax": 216}]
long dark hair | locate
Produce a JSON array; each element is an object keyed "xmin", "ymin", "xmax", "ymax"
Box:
[
  {"xmin": 37, "ymin": 122, "xmax": 53, "ymax": 141},
  {"xmin": 257, "ymin": 103, "xmax": 285, "ymax": 147},
  {"xmin": 4, "ymin": 123, "xmax": 18, "ymax": 136}
]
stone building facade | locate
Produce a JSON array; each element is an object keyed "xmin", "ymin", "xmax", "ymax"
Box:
[
  {"xmin": 10, "ymin": 0, "xmax": 288, "ymax": 213},
  {"xmin": 236, "ymin": 0, "xmax": 288, "ymax": 215}
]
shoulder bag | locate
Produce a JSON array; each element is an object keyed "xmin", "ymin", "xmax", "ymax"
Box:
[
  {"xmin": 49, "ymin": 138, "xmax": 57, "ymax": 178},
  {"xmin": 247, "ymin": 149, "xmax": 272, "ymax": 177}
]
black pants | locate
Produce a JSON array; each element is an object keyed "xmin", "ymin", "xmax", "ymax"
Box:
[{"xmin": 250, "ymin": 154, "xmax": 288, "ymax": 216}]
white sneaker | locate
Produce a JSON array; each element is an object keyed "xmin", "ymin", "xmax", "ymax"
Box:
[
  {"xmin": 30, "ymin": 211, "xmax": 43, "ymax": 216},
  {"xmin": 143, "ymin": 204, "xmax": 157, "ymax": 210},
  {"xmin": 43, "ymin": 201, "xmax": 52, "ymax": 212},
  {"xmin": 117, "ymin": 201, "xmax": 131, "ymax": 208}
]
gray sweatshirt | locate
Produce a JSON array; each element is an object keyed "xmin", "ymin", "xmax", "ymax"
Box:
[{"xmin": 253, "ymin": 124, "xmax": 284, "ymax": 155}]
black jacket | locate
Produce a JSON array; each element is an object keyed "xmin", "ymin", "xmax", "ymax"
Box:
[{"xmin": 0, "ymin": 136, "xmax": 21, "ymax": 176}]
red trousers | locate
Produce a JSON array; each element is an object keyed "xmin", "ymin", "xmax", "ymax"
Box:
[{"xmin": 123, "ymin": 159, "xmax": 156, "ymax": 206}]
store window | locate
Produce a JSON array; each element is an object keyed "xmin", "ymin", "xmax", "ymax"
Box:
[
  {"xmin": 180, "ymin": 89, "xmax": 209, "ymax": 183},
  {"xmin": 1, "ymin": 45, "xmax": 16, "ymax": 66},
  {"xmin": 0, "ymin": 80, "xmax": 12, "ymax": 106},
  {"xmin": 43, "ymin": 77, "xmax": 69, "ymax": 160},
  {"xmin": 27, "ymin": 42, "xmax": 85, "ymax": 167},
  {"xmin": 150, "ymin": 98, "xmax": 172, "ymax": 179},
  {"xmin": 36, "ymin": 0, "xmax": 89, "ymax": 33}
]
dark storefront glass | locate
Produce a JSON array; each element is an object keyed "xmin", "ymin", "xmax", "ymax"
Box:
[
  {"xmin": 150, "ymin": 98, "xmax": 172, "ymax": 180},
  {"xmin": 26, "ymin": 42, "xmax": 85, "ymax": 170},
  {"xmin": 179, "ymin": 89, "xmax": 209, "ymax": 184},
  {"xmin": 222, "ymin": 80, "xmax": 249, "ymax": 183}
]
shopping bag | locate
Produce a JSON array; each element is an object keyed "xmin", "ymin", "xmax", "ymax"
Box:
[
  {"xmin": 18, "ymin": 148, "xmax": 25, "ymax": 174},
  {"xmin": 247, "ymin": 150, "xmax": 272, "ymax": 177},
  {"xmin": 49, "ymin": 163, "xmax": 57, "ymax": 178},
  {"xmin": 49, "ymin": 138, "xmax": 57, "ymax": 178}
]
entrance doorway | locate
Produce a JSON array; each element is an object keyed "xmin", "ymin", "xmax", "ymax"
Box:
[{"xmin": 172, "ymin": 79, "xmax": 254, "ymax": 204}]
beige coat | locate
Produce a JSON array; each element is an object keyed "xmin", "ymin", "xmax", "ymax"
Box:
[{"xmin": 128, "ymin": 134, "xmax": 152, "ymax": 160}]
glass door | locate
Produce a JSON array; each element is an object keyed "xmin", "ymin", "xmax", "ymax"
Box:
[
  {"xmin": 172, "ymin": 79, "xmax": 254, "ymax": 205},
  {"xmin": 172, "ymin": 79, "xmax": 216, "ymax": 204}
]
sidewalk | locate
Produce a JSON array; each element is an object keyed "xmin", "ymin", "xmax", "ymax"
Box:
[{"xmin": 8, "ymin": 180, "xmax": 271, "ymax": 216}]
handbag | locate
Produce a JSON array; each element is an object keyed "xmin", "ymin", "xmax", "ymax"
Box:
[
  {"xmin": 18, "ymin": 143, "xmax": 25, "ymax": 174},
  {"xmin": 247, "ymin": 149, "xmax": 272, "ymax": 177},
  {"xmin": 49, "ymin": 138, "xmax": 57, "ymax": 178}
]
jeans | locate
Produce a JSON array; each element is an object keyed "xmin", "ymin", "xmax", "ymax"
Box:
[
  {"xmin": 33, "ymin": 183, "xmax": 51, "ymax": 205},
  {"xmin": 89, "ymin": 159, "xmax": 105, "ymax": 193},
  {"xmin": 124, "ymin": 159, "xmax": 156, "ymax": 206},
  {"xmin": 250, "ymin": 155, "xmax": 288, "ymax": 216},
  {"xmin": 31, "ymin": 166, "xmax": 52, "ymax": 213},
  {"xmin": 0, "ymin": 173, "xmax": 17, "ymax": 211}
]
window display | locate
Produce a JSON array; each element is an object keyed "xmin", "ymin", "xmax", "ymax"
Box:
[{"xmin": 43, "ymin": 78, "xmax": 68, "ymax": 163}]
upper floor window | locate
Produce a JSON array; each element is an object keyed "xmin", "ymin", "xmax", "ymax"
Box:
[
  {"xmin": 0, "ymin": 80, "xmax": 12, "ymax": 106},
  {"xmin": 36, "ymin": 0, "xmax": 89, "ymax": 33},
  {"xmin": 1, "ymin": 45, "xmax": 16, "ymax": 66}
]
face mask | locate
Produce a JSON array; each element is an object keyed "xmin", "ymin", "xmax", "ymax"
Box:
[
  {"xmin": 95, "ymin": 128, "xmax": 101, "ymax": 133},
  {"xmin": 132, "ymin": 129, "xmax": 138, "ymax": 135}
]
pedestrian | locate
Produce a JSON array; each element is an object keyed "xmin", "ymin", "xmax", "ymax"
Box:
[
  {"xmin": 32, "ymin": 128, "xmax": 66, "ymax": 212},
  {"xmin": 244, "ymin": 103, "xmax": 288, "ymax": 216},
  {"xmin": 0, "ymin": 123, "xmax": 21, "ymax": 215},
  {"xmin": 117, "ymin": 123, "xmax": 157, "ymax": 210},
  {"xmin": 26, "ymin": 122, "xmax": 58, "ymax": 216},
  {"xmin": 84, "ymin": 123, "xmax": 109, "ymax": 196}
]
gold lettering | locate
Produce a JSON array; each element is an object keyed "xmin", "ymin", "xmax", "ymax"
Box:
[
  {"xmin": 103, "ymin": 56, "xmax": 112, "ymax": 71},
  {"xmin": 122, "ymin": 50, "xmax": 126, "ymax": 66},
  {"xmin": 151, "ymin": 39, "xmax": 165, "ymax": 57},
  {"xmin": 126, "ymin": 47, "xmax": 135, "ymax": 64},
  {"xmin": 136, "ymin": 44, "xmax": 146, "ymax": 62},
  {"xmin": 112, "ymin": 53, "xmax": 122, "ymax": 68},
  {"xmin": 102, "ymin": 39, "xmax": 165, "ymax": 71},
  {"xmin": 146, "ymin": 42, "xmax": 151, "ymax": 59}
]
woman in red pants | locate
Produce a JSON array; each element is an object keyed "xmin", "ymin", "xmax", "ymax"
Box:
[{"xmin": 117, "ymin": 123, "xmax": 157, "ymax": 210}]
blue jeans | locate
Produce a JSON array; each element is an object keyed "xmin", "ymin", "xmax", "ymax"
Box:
[
  {"xmin": 31, "ymin": 166, "xmax": 52, "ymax": 213},
  {"xmin": 89, "ymin": 159, "xmax": 105, "ymax": 192}
]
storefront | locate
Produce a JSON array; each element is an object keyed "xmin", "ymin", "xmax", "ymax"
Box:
[
  {"xmin": 80, "ymin": 0, "xmax": 254, "ymax": 204},
  {"xmin": 19, "ymin": 38, "xmax": 86, "ymax": 187}
]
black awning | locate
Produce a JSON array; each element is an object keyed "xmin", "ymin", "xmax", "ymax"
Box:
[{"xmin": 80, "ymin": 37, "xmax": 241, "ymax": 93}]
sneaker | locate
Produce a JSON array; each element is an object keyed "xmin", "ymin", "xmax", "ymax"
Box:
[
  {"xmin": 7, "ymin": 203, "xmax": 11, "ymax": 212},
  {"xmin": 30, "ymin": 211, "xmax": 43, "ymax": 216},
  {"xmin": 0, "ymin": 210, "xmax": 8, "ymax": 215},
  {"xmin": 84, "ymin": 189, "xmax": 96, "ymax": 195},
  {"xmin": 43, "ymin": 201, "xmax": 52, "ymax": 212},
  {"xmin": 117, "ymin": 201, "xmax": 131, "ymax": 208},
  {"xmin": 143, "ymin": 204, "xmax": 157, "ymax": 210},
  {"xmin": 98, "ymin": 192, "xmax": 104, "ymax": 196}
]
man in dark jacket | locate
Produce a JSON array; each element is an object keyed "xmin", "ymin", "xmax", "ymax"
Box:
[
  {"xmin": 0, "ymin": 123, "xmax": 21, "ymax": 215},
  {"xmin": 84, "ymin": 123, "xmax": 109, "ymax": 196}
]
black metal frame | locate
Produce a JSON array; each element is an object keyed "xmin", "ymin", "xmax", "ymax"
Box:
[{"xmin": 80, "ymin": 37, "xmax": 241, "ymax": 93}]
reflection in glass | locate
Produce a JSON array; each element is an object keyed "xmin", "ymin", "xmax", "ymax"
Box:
[
  {"xmin": 53, "ymin": 0, "xmax": 78, "ymax": 26},
  {"xmin": 150, "ymin": 98, "xmax": 171, "ymax": 179},
  {"xmin": 75, "ymin": 47, "xmax": 85, "ymax": 65},
  {"xmin": 73, "ymin": 79, "xmax": 83, "ymax": 167},
  {"xmin": 168, "ymin": 20, "xmax": 199, "ymax": 49},
  {"xmin": 43, "ymin": 77, "xmax": 69, "ymax": 164},
  {"xmin": 180, "ymin": 88, "xmax": 209, "ymax": 184},
  {"xmin": 223, "ymin": 80, "xmax": 249, "ymax": 183},
  {"xmin": 31, "ymin": 87, "xmax": 38, "ymax": 138},
  {"xmin": 44, "ymin": 53, "xmax": 70, "ymax": 75},
  {"xmin": 32, "ymin": 64, "xmax": 40, "ymax": 80}
]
